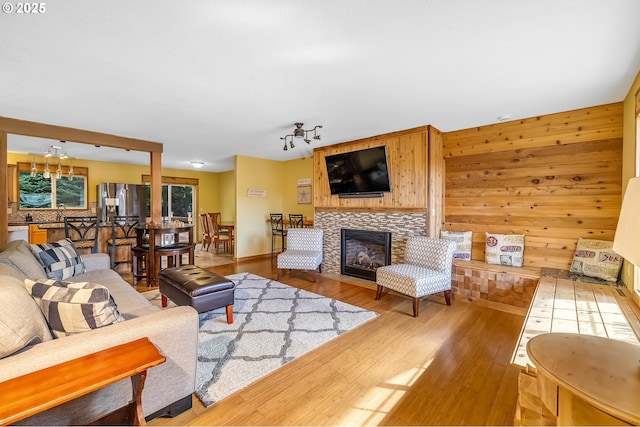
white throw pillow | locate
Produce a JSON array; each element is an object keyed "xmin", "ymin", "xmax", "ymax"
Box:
[
  {"xmin": 440, "ymin": 230, "xmax": 472, "ymax": 260},
  {"xmin": 570, "ymin": 238, "xmax": 623, "ymax": 282},
  {"xmin": 485, "ymin": 233, "xmax": 525, "ymax": 267}
]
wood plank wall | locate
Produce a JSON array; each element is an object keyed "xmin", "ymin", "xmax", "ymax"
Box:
[
  {"xmin": 443, "ymin": 103, "xmax": 623, "ymax": 270},
  {"xmin": 313, "ymin": 125, "xmax": 445, "ymax": 235}
]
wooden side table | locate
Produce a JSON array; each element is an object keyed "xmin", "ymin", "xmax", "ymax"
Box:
[
  {"xmin": 527, "ymin": 333, "xmax": 640, "ymax": 426},
  {"xmin": 0, "ymin": 337, "xmax": 165, "ymax": 426}
]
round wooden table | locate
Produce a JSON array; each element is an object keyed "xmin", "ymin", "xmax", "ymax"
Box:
[{"xmin": 527, "ymin": 333, "xmax": 640, "ymax": 426}]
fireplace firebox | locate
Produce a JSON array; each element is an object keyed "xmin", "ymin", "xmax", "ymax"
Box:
[{"xmin": 341, "ymin": 228, "xmax": 392, "ymax": 281}]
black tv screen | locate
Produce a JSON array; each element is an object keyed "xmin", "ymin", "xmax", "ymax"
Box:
[{"xmin": 325, "ymin": 146, "xmax": 392, "ymax": 197}]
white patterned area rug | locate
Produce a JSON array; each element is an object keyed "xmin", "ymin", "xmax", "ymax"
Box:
[{"xmin": 142, "ymin": 272, "xmax": 378, "ymax": 407}]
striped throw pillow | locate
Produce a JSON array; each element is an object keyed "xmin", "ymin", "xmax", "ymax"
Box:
[
  {"xmin": 30, "ymin": 239, "xmax": 86, "ymax": 280},
  {"xmin": 24, "ymin": 279, "xmax": 124, "ymax": 338}
]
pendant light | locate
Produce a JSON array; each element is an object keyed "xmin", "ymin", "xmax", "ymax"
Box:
[
  {"xmin": 43, "ymin": 158, "xmax": 50, "ymax": 179},
  {"xmin": 30, "ymin": 155, "xmax": 37, "ymax": 177},
  {"xmin": 56, "ymin": 158, "xmax": 62, "ymax": 179}
]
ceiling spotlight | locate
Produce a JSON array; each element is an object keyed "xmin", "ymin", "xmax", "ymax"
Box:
[
  {"xmin": 190, "ymin": 161, "xmax": 205, "ymax": 168},
  {"xmin": 280, "ymin": 123, "xmax": 322, "ymax": 151},
  {"xmin": 497, "ymin": 114, "xmax": 512, "ymax": 122}
]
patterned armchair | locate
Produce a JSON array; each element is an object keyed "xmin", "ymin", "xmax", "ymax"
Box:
[
  {"xmin": 276, "ymin": 228, "xmax": 323, "ymax": 282},
  {"xmin": 375, "ymin": 236, "xmax": 456, "ymax": 317}
]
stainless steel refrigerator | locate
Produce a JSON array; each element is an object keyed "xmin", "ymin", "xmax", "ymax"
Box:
[{"xmin": 96, "ymin": 183, "xmax": 146, "ymax": 224}]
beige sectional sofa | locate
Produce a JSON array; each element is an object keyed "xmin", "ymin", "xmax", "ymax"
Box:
[{"xmin": 0, "ymin": 239, "xmax": 199, "ymax": 425}]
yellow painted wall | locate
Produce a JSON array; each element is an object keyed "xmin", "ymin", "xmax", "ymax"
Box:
[
  {"xmin": 621, "ymin": 69, "xmax": 640, "ymax": 287},
  {"xmin": 282, "ymin": 156, "xmax": 314, "ymax": 221},
  {"xmin": 218, "ymin": 170, "xmax": 236, "ymax": 223}
]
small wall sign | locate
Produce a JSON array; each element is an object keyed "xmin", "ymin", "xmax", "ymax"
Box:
[{"xmin": 246, "ymin": 188, "xmax": 267, "ymax": 197}]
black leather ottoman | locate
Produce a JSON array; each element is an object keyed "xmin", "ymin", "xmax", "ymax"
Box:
[{"xmin": 158, "ymin": 265, "xmax": 235, "ymax": 323}]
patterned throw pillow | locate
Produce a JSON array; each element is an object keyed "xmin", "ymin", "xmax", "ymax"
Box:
[
  {"xmin": 485, "ymin": 233, "xmax": 525, "ymax": 267},
  {"xmin": 440, "ymin": 230, "xmax": 472, "ymax": 260},
  {"xmin": 30, "ymin": 239, "xmax": 86, "ymax": 280},
  {"xmin": 24, "ymin": 279, "xmax": 124, "ymax": 338},
  {"xmin": 570, "ymin": 238, "xmax": 623, "ymax": 282}
]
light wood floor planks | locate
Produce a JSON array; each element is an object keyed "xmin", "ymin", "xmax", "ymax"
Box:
[{"xmin": 146, "ymin": 257, "xmax": 524, "ymax": 426}]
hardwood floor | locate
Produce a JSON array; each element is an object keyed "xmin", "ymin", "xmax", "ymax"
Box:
[{"xmin": 147, "ymin": 256, "xmax": 525, "ymax": 426}]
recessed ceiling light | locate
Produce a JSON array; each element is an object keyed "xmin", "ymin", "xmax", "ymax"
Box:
[
  {"xmin": 190, "ymin": 161, "xmax": 205, "ymax": 168},
  {"xmin": 497, "ymin": 114, "xmax": 512, "ymax": 122}
]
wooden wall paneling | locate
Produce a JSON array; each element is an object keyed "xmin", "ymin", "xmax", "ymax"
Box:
[
  {"xmin": 443, "ymin": 103, "xmax": 623, "ymax": 271},
  {"xmin": 427, "ymin": 125, "xmax": 445, "ymax": 237},
  {"xmin": 445, "ymin": 103, "xmax": 623, "ymax": 158},
  {"xmin": 313, "ymin": 126, "xmax": 432, "ymax": 211}
]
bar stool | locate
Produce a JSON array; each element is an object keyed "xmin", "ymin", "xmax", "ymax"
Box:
[
  {"xmin": 288, "ymin": 214, "xmax": 304, "ymax": 228},
  {"xmin": 107, "ymin": 215, "xmax": 141, "ymax": 270},
  {"xmin": 270, "ymin": 213, "xmax": 287, "ymax": 254},
  {"xmin": 64, "ymin": 216, "xmax": 99, "ymax": 254}
]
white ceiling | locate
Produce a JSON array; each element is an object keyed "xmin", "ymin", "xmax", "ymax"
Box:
[{"xmin": 2, "ymin": 0, "xmax": 640, "ymax": 172}]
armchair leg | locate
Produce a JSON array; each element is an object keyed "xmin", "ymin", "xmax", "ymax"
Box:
[
  {"xmin": 312, "ymin": 269, "xmax": 317, "ymax": 283},
  {"xmin": 412, "ymin": 298, "xmax": 420, "ymax": 317},
  {"xmin": 375, "ymin": 285, "xmax": 384, "ymax": 300},
  {"xmin": 444, "ymin": 290, "xmax": 451, "ymax": 306}
]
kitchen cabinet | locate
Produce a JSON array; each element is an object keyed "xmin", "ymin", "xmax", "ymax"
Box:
[{"xmin": 28, "ymin": 224, "xmax": 48, "ymax": 244}]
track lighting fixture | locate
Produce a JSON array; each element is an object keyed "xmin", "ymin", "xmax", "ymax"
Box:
[{"xmin": 280, "ymin": 123, "xmax": 322, "ymax": 151}]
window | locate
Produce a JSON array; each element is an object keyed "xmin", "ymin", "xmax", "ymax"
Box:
[
  {"xmin": 142, "ymin": 175, "xmax": 198, "ymax": 222},
  {"xmin": 17, "ymin": 162, "xmax": 88, "ymax": 210}
]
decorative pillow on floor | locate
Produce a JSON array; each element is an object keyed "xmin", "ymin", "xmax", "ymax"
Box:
[
  {"xmin": 485, "ymin": 233, "xmax": 525, "ymax": 267},
  {"xmin": 440, "ymin": 230, "xmax": 472, "ymax": 260},
  {"xmin": 24, "ymin": 279, "xmax": 124, "ymax": 338},
  {"xmin": 30, "ymin": 239, "xmax": 86, "ymax": 281},
  {"xmin": 570, "ymin": 238, "xmax": 623, "ymax": 282}
]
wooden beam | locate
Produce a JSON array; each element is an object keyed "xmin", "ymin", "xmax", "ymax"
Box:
[{"xmin": 0, "ymin": 116, "xmax": 162, "ymax": 153}]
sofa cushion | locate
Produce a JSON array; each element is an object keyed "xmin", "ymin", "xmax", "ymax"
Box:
[
  {"xmin": 0, "ymin": 276, "xmax": 53, "ymax": 358},
  {"xmin": 24, "ymin": 278, "xmax": 125, "ymax": 338},
  {"xmin": 570, "ymin": 238, "xmax": 623, "ymax": 282},
  {"xmin": 31, "ymin": 239, "xmax": 86, "ymax": 281},
  {"xmin": 0, "ymin": 239, "xmax": 46, "ymax": 279},
  {"xmin": 485, "ymin": 232, "xmax": 525, "ymax": 267},
  {"xmin": 440, "ymin": 230, "xmax": 472, "ymax": 260}
]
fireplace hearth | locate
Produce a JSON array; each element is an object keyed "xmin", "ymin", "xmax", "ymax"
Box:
[{"xmin": 341, "ymin": 228, "xmax": 392, "ymax": 281}]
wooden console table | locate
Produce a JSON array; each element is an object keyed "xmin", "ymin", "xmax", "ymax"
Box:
[
  {"xmin": 511, "ymin": 274, "xmax": 640, "ymax": 425},
  {"xmin": 527, "ymin": 333, "xmax": 640, "ymax": 426},
  {"xmin": 0, "ymin": 337, "xmax": 165, "ymax": 426}
]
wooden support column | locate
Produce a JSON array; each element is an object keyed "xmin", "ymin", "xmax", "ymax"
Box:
[{"xmin": 150, "ymin": 151, "xmax": 162, "ymax": 224}]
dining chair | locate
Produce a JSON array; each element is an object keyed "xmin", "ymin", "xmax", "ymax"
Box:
[
  {"xmin": 199, "ymin": 213, "xmax": 213, "ymax": 252},
  {"xmin": 107, "ymin": 215, "xmax": 141, "ymax": 270},
  {"xmin": 63, "ymin": 216, "xmax": 100, "ymax": 254},
  {"xmin": 208, "ymin": 213, "xmax": 232, "ymax": 254},
  {"xmin": 208, "ymin": 212, "xmax": 229, "ymax": 236},
  {"xmin": 270, "ymin": 213, "xmax": 287, "ymax": 254},
  {"xmin": 288, "ymin": 214, "xmax": 304, "ymax": 228},
  {"xmin": 375, "ymin": 236, "xmax": 456, "ymax": 317}
]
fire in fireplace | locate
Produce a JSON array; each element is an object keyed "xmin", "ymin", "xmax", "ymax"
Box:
[{"xmin": 341, "ymin": 228, "xmax": 392, "ymax": 281}]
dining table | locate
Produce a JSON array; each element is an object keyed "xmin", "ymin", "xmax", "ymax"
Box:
[{"xmin": 136, "ymin": 223, "xmax": 195, "ymax": 287}]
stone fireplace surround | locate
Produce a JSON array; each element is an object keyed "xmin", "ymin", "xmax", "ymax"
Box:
[{"xmin": 314, "ymin": 210, "xmax": 428, "ymax": 278}]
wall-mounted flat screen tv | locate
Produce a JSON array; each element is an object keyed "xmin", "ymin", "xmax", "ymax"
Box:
[{"xmin": 325, "ymin": 146, "xmax": 392, "ymax": 198}]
